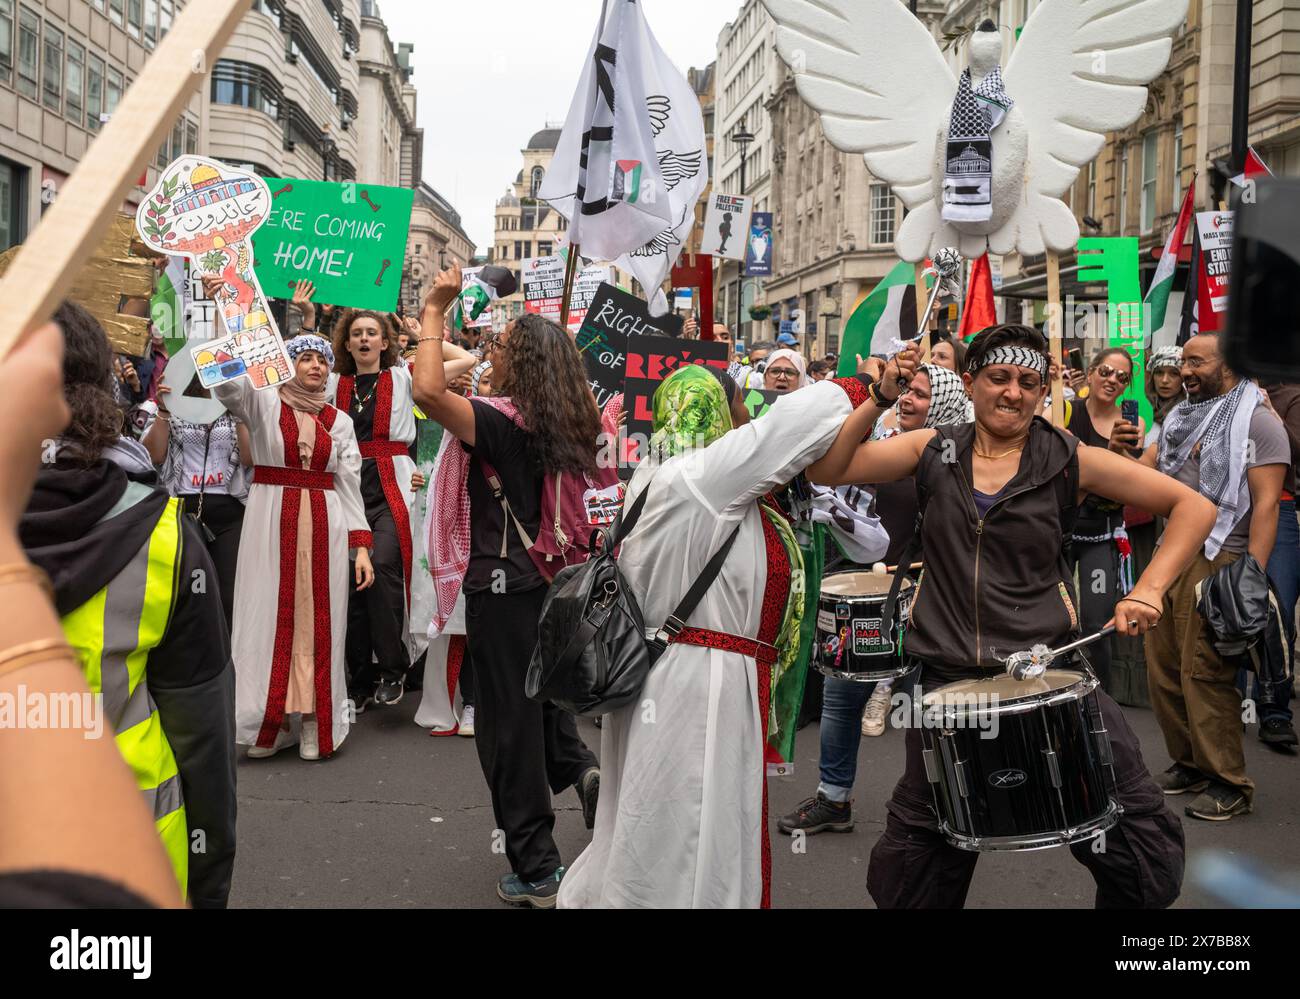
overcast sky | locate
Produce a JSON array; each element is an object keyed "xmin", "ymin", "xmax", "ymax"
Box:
[{"xmin": 377, "ymin": 0, "xmax": 744, "ymax": 255}]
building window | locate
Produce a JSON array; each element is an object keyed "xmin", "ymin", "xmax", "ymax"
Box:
[
  {"xmin": 0, "ymin": 0, "xmax": 13, "ymax": 85},
  {"xmin": 144, "ymin": 0, "xmax": 158, "ymax": 47},
  {"xmin": 65, "ymin": 38, "xmax": 83, "ymax": 124},
  {"xmin": 185, "ymin": 118, "xmax": 197, "ymax": 154},
  {"xmin": 211, "ymin": 59, "xmax": 281, "ymax": 118},
  {"xmin": 159, "ymin": 0, "xmax": 173, "ymax": 36},
  {"xmin": 41, "ymin": 22, "xmax": 60, "ymax": 111},
  {"xmin": 127, "ymin": 0, "xmax": 142, "ymax": 38},
  {"xmin": 0, "ymin": 156, "xmax": 25, "ymax": 251},
  {"xmin": 16, "ymin": 5, "xmax": 37, "ymax": 99},
  {"xmin": 86, "ymin": 53, "xmax": 103, "ymax": 130},
  {"xmin": 1172, "ymin": 120, "xmax": 1183, "ymax": 209},
  {"xmin": 109, "ymin": 0, "xmax": 124, "ymax": 28},
  {"xmin": 106, "ymin": 66, "xmax": 123, "ymax": 118},
  {"xmin": 1087, "ymin": 160, "xmax": 1096, "ymax": 219},
  {"xmin": 537, "ymin": 240, "xmax": 552, "ymax": 257},
  {"xmin": 1140, "ymin": 131, "xmax": 1157, "ymax": 234},
  {"xmin": 1118, "ymin": 144, "xmax": 1129, "ymax": 233},
  {"xmin": 530, "ymin": 166, "xmax": 544, "ymax": 197},
  {"xmin": 870, "ymin": 183, "xmax": 895, "ymax": 245}
]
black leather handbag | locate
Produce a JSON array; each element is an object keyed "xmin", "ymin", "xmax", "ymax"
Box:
[
  {"xmin": 525, "ymin": 482, "xmax": 740, "ymax": 717},
  {"xmin": 1196, "ymin": 553, "xmax": 1294, "ymax": 702}
]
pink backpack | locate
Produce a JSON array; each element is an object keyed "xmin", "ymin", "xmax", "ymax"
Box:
[{"xmin": 480, "ymin": 459, "xmax": 624, "ymax": 581}]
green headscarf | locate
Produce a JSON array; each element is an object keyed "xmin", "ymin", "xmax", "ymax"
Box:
[{"xmin": 649, "ymin": 364, "xmax": 733, "ymax": 462}]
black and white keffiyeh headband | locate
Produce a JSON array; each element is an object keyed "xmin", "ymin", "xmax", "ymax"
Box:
[{"xmin": 969, "ymin": 345, "xmax": 1049, "ymax": 380}]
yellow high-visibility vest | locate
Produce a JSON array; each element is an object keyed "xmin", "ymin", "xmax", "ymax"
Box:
[{"xmin": 62, "ymin": 497, "xmax": 188, "ymax": 897}]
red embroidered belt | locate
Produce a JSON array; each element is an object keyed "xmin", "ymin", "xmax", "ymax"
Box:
[
  {"xmin": 359, "ymin": 440, "xmax": 410, "ymax": 460},
  {"xmin": 669, "ymin": 626, "xmax": 779, "ymax": 667},
  {"xmin": 253, "ymin": 466, "xmax": 335, "ymax": 491}
]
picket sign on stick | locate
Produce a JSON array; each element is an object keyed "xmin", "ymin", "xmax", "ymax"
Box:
[
  {"xmin": 1046, "ymin": 250, "xmax": 1065, "ymax": 428},
  {"xmin": 559, "ymin": 242, "xmax": 581, "ymax": 328},
  {"xmin": 0, "ymin": 0, "xmax": 252, "ymax": 363},
  {"xmin": 914, "ymin": 262, "xmax": 931, "ymax": 363}
]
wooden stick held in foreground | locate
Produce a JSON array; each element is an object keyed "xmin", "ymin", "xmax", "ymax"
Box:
[
  {"xmin": 0, "ymin": 0, "xmax": 252, "ymax": 362},
  {"xmin": 559, "ymin": 243, "xmax": 581, "ymax": 328},
  {"xmin": 1046, "ymin": 251, "xmax": 1065, "ymax": 428}
]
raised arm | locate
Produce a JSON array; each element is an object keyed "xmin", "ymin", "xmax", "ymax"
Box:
[
  {"xmin": 411, "ymin": 265, "xmax": 477, "ymax": 445},
  {"xmin": 807, "ymin": 427, "xmax": 933, "ymax": 488}
]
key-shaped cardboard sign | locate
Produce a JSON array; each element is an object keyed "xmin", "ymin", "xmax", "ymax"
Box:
[{"xmin": 136, "ymin": 156, "xmax": 292, "ymax": 390}]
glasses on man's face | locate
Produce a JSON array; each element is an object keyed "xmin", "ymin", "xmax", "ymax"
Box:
[
  {"xmin": 1095, "ymin": 363, "xmax": 1132, "ymax": 386},
  {"xmin": 767, "ymin": 367, "xmax": 799, "ymax": 381},
  {"xmin": 1182, "ymin": 356, "xmax": 1213, "ymax": 371}
]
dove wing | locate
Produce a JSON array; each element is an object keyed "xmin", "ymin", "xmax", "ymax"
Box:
[
  {"xmin": 657, "ymin": 149, "xmax": 703, "ymax": 192},
  {"xmin": 761, "ymin": 0, "xmax": 955, "ymax": 211},
  {"xmin": 1003, "ymin": 0, "xmax": 1188, "ymax": 254}
]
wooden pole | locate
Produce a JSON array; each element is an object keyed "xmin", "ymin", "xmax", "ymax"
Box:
[
  {"xmin": 559, "ymin": 241, "xmax": 581, "ymax": 328},
  {"xmin": 914, "ymin": 262, "xmax": 931, "ymax": 363},
  {"xmin": 1047, "ymin": 250, "xmax": 1065, "ymax": 428},
  {"xmin": 0, "ymin": 0, "xmax": 252, "ymax": 362}
]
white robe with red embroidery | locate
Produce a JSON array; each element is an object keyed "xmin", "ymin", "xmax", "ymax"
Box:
[
  {"xmin": 558, "ymin": 379, "xmax": 862, "ymax": 909},
  {"xmin": 214, "ymin": 378, "xmax": 371, "ymax": 754}
]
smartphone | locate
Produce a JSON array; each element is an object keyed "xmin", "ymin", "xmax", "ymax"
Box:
[
  {"xmin": 1121, "ymin": 399, "xmax": 1139, "ymax": 425},
  {"xmin": 1068, "ymin": 347, "xmax": 1084, "ymax": 373}
]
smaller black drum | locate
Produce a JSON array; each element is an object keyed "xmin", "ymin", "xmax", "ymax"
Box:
[
  {"xmin": 920, "ymin": 669, "xmax": 1119, "ymax": 852},
  {"xmin": 814, "ymin": 570, "xmax": 913, "ymax": 683}
]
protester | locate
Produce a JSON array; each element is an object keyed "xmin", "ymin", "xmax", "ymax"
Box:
[
  {"xmin": 1137, "ymin": 332, "xmax": 1290, "ymax": 817},
  {"xmin": 779, "ymin": 362, "xmax": 969, "ymax": 837},
  {"xmin": 808, "ymin": 359, "xmax": 832, "ymax": 381},
  {"xmin": 213, "ymin": 330, "xmax": 375, "ymax": 762},
  {"xmin": 1065, "ymin": 347, "xmax": 1143, "ymax": 693},
  {"xmin": 809, "ymin": 323, "xmax": 1216, "ymax": 907},
  {"xmin": 763, "ymin": 348, "xmax": 808, "ymax": 394},
  {"xmin": 141, "ymin": 377, "xmax": 251, "ymax": 631},
  {"xmin": 0, "ymin": 318, "xmax": 184, "ymax": 908},
  {"xmin": 1145, "ymin": 346, "xmax": 1186, "ymax": 445},
  {"xmin": 413, "ymin": 264, "xmax": 600, "ymax": 908},
  {"xmin": 20, "ymin": 301, "xmax": 238, "ymax": 907},
  {"xmin": 1257, "ymin": 380, "xmax": 1300, "ymax": 749},
  {"xmin": 929, "ymin": 336, "xmax": 967, "ymax": 375},
  {"xmin": 559, "ymin": 350, "xmax": 915, "ymax": 908}
]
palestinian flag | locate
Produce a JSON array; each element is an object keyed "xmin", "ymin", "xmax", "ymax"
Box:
[
  {"xmin": 836, "ymin": 260, "xmax": 928, "ymax": 376},
  {"xmin": 453, "ymin": 265, "xmax": 517, "ymax": 331},
  {"xmin": 1144, "ymin": 179, "xmax": 1196, "ymax": 334},
  {"xmin": 613, "ymin": 159, "xmax": 644, "ymax": 205},
  {"xmin": 153, "ymin": 255, "xmax": 188, "ymax": 351},
  {"xmin": 1230, "ymin": 146, "xmax": 1272, "ymax": 189}
]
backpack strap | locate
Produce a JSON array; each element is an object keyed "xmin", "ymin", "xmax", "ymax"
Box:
[
  {"xmin": 647, "ymin": 520, "xmax": 742, "ymax": 661},
  {"xmin": 480, "ymin": 457, "xmax": 535, "ymax": 558}
]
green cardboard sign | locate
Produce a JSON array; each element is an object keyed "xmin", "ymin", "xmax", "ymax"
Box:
[
  {"xmin": 251, "ymin": 177, "xmax": 414, "ymax": 311},
  {"xmin": 1077, "ymin": 236, "xmax": 1150, "ymax": 430}
]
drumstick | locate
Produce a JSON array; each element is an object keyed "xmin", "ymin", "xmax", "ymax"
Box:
[{"xmin": 885, "ymin": 562, "xmax": 923, "ymax": 573}]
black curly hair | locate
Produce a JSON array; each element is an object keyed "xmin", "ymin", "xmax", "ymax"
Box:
[{"xmin": 494, "ymin": 313, "xmax": 601, "ymax": 475}]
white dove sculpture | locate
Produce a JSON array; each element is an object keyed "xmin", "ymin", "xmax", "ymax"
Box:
[{"xmin": 761, "ymin": 0, "xmax": 1189, "ymax": 263}]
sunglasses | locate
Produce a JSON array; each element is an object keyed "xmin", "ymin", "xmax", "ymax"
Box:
[{"xmin": 1095, "ymin": 363, "xmax": 1132, "ymax": 385}]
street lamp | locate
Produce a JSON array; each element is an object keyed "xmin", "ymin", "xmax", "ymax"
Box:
[{"xmin": 732, "ymin": 116, "xmax": 755, "ymax": 339}]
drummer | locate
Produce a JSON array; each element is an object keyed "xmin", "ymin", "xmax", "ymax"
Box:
[{"xmin": 808, "ymin": 324, "xmax": 1216, "ymax": 908}]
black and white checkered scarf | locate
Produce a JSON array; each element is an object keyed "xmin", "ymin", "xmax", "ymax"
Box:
[
  {"xmin": 1158, "ymin": 379, "xmax": 1263, "ymax": 558},
  {"xmin": 942, "ymin": 67, "xmax": 1014, "ymax": 224}
]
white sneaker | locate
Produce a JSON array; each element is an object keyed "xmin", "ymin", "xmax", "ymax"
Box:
[
  {"xmin": 248, "ymin": 725, "xmax": 296, "ymax": 759},
  {"xmin": 861, "ymin": 686, "xmax": 892, "ymax": 738},
  {"xmin": 458, "ymin": 705, "xmax": 475, "ymax": 737},
  {"xmin": 300, "ymin": 717, "xmax": 320, "ymax": 760}
]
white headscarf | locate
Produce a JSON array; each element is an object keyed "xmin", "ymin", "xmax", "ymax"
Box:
[{"xmin": 763, "ymin": 349, "xmax": 808, "ymax": 388}]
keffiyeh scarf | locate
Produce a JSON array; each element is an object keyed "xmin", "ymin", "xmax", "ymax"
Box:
[
  {"xmin": 942, "ymin": 66, "xmax": 1014, "ymax": 223},
  {"xmin": 425, "ymin": 396, "xmax": 522, "ymax": 635},
  {"xmin": 1158, "ymin": 379, "xmax": 1263, "ymax": 558}
]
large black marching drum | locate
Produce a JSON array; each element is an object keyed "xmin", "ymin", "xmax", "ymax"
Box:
[
  {"xmin": 814, "ymin": 570, "xmax": 913, "ymax": 683},
  {"xmin": 920, "ymin": 668, "xmax": 1120, "ymax": 852}
]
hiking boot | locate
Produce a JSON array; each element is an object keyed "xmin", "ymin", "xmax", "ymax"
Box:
[
  {"xmin": 1153, "ymin": 763, "xmax": 1209, "ymax": 795},
  {"xmin": 577, "ymin": 767, "xmax": 600, "ymax": 830},
  {"xmin": 1259, "ymin": 717, "xmax": 1299, "ymax": 751},
  {"xmin": 777, "ymin": 792, "xmax": 854, "ymax": 835},
  {"xmin": 374, "ymin": 676, "xmax": 405, "ymax": 706},
  {"xmin": 497, "ymin": 867, "xmax": 565, "ymax": 908},
  {"xmin": 1185, "ymin": 782, "xmax": 1252, "ymax": 821}
]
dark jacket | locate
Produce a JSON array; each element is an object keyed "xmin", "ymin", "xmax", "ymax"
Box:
[
  {"xmin": 21, "ymin": 451, "xmax": 237, "ymax": 909},
  {"xmin": 904, "ymin": 417, "xmax": 1081, "ymax": 682}
]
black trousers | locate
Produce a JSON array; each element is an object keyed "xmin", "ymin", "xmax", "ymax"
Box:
[
  {"xmin": 867, "ymin": 681, "xmax": 1185, "ymax": 909},
  {"xmin": 460, "ymin": 644, "xmax": 475, "ymax": 708},
  {"xmin": 180, "ymin": 493, "xmax": 244, "ymax": 634},
  {"xmin": 465, "ymin": 585, "xmax": 598, "ymax": 882},
  {"xmin": 1071, "ymin": 538, "xmax": 1118, "ymax": 692},
  {"xmin": 347, "ymin": 495, "xmax": 409, "ymax": 691}
]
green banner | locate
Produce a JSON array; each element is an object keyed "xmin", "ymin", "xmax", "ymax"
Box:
[
  {"xmin": 1077, "ymin": 236, "xmax": 1150, "ymax": 430},
  {"xmin": 251, "ymin": 177, "xmax": 414, "ymax": 311}
]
